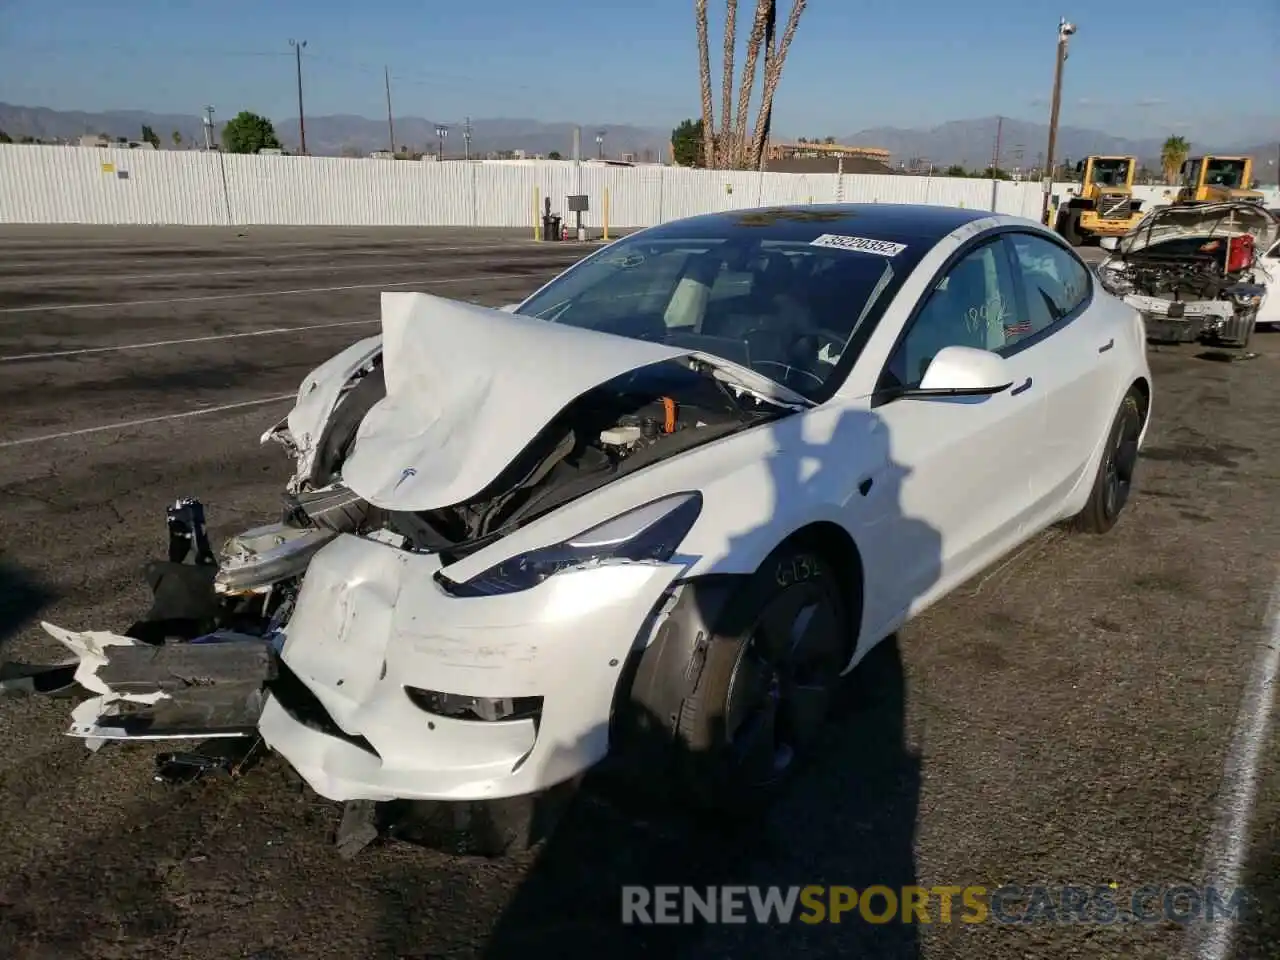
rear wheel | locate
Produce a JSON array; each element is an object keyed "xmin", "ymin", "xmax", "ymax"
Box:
[
  {"xmin": 1073, "ymin": 390, "xmax": 1144, "ymax": 534},
  {"xmin": 675, "ymin": 544, "xmax": 851, "ymax": 814}
]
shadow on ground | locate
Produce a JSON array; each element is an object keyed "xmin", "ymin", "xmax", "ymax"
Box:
[{"xmin": 0, "ymin": 554, "xmax": 55, "ymax": 651}]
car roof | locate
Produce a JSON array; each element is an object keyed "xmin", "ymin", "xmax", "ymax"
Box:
[{"xmin": 640, "ymin": 203, "xmax": 996, "ymax": 247}]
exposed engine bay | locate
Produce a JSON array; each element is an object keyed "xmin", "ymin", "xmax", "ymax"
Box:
[
  {"xmin": 270, "ymin": 352, "xmax": 778, "ymax": 563},
  {"xmin": 1098, "ymin": 202, "xmax": 1277, "ymax": 348}
]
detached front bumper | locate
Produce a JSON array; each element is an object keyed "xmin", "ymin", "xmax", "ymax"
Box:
[
  {"xmin": 1122, "ymin": 293, "xmax": 1235, "ymax": 343},
  {"xmin": 259, "ymin": 533, "xmax": 683, "ymax": 803}
]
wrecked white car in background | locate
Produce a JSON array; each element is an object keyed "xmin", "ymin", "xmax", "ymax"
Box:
[
  {"xmin": 7, "ymin": 204, "xmax": 1154, "ymax": 856},
  {"xmin": 1096, "ymin": 201, "xmax": 1278, "ymax": 349}
]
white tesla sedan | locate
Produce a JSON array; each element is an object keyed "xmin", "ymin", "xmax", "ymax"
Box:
[{"xmin": 30, "ymin": 204, "xmax": 1152, "ymax": 840}]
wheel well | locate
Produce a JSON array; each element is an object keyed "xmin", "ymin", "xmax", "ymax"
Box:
[
  {"xmin": 779, "ymin": 522, "xmax": 864, "ymax": 652},
  {"xmin": 1129, "ymin": 377, "xmax": 1151, "ymax": 425}
]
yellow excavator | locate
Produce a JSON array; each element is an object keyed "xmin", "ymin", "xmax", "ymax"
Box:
[
  {"xmin": 1054, "ymin": 155, "xmax": 1145, "ymax": 246},
  {"xmin": 1175, "ymin": 156, "xmax": 1265, "ymax": 204}
]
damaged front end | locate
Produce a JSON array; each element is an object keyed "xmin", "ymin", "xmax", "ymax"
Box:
[
  {"xmin": 5, "ymin": 292, "xmax": 798, "ymax": 852},
  {"xmin": 1098, "ymin": 201, "xmax": 1278, "ymax": 348}
]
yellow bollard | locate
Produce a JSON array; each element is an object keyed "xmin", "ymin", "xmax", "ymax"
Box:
[
  {"xmin": 533, "ymin": 187, "xmax": 541, "ymax": 240},
  {"xmin": 603, "ymin": 188, "xmax": 610, "ymax": 241}
]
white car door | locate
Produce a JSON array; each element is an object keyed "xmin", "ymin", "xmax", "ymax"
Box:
[
  {"xmin": 1257, "ymin": 239, "xmax": 1280, "ymax": 327},
  {"xmin": 1003, "ymin": 232, "xmax": 1121, "ymax": 511},
  {"xmin": 853, "ymin": 237, "xmax": 1048, "ymax": 636}
]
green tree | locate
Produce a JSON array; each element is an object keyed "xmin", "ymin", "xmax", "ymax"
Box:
[
  {"xmin": 980, "ymin": 166, "xmax": 1010, "ymax": 180},
  {"xmin": 172, "ymin": 130, "xmax": 183, "ymax": 148},
  {"xmin": 823, "ymin": 135, "xmax": 835, "ymax": 144},
  {"xmin": 221, "ymin": 111, "xmax": 282, "ymax": 154},
  {"xmin": 0, "ymin": 129, "xmax": 11, "ymax": 144},
  {"xmin": 671, "ymin": 117, "xmax": 706, "ymax": 166},
  {"xmin": 944, "ymin": 165, "xmax": 968, "ymax": 177},
  {"xmin": 548, "ymin": 150, "xmax": 563, "ymax": 160},
  {"xmin": 1160, "ymin": 135, "xmax": 1189, "ymax": 184},
  {"xmin": 141, "ymin": 124, "xmax": 160, "ymax": 148}
]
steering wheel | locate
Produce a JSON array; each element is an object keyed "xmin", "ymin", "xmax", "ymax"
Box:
[{"xmin": 793, "ymin": 328, "xmax": 848, "ymax": 366}]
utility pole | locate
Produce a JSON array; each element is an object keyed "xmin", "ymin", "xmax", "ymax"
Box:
[
  {"xmin": 596, "ymin": 129, "xmax": 605, "ymax": 160},
  {"xmin": 384, "ymin": 66, "xmax": 395, "ymax": 154},
  {"xmin": 1041, "ymin": 17, "xmax": 1076, "ymax": 222},
  {"xmin": 435, "ymin": 124, "xmax": 447, "ymax": 160},
  {"xmin": 202, "ymin": 105, "xmax": 215, "ymax": 150},
  {"xmin": 989, "ymin": 116, "xmax": 1004, "ymax": 210},
  {"xmin": 290, "ymin": 39, "xmax": 308, "ymax": 155},
  {"xmin": 463, "ymin": 117, "xmax": 472, "ymax": 160}
]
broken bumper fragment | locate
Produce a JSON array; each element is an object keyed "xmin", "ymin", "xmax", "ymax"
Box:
[{"xmin": 45, "ymin": 623, "xmax": 277, "ymax": 742}]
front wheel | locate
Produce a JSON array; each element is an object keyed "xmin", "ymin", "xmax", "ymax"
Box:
[
  {"xmin": 674, "ymin": 545, "xmax": 851, "ymax": 814},
  {"xmin": 1072, "ymin": 391, "xmax": 1144, "ymax": 534}
]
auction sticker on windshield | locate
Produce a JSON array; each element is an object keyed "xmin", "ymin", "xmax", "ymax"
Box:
[{"xmin": 809, "ymin": 234, "xmax": 907, "ymax": 257}]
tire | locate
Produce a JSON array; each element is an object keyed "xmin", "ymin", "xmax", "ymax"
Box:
[
  {"xmin": 1061, "ymin": 211, "xmax": 1084, "ymax": 246},
  {"xmin": 1072, "ymin": 391, "xmax": 1144, "ymax": 534},
  {"xmin": 673, "ymin": 543, "xmax": 851, "ymax": 815}
]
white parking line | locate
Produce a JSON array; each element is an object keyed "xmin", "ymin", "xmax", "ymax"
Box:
[
  {"xmin": 0, "ymin": 241, "xmax": 552, "ymax": 270},
  {"xmin": 1188, "ymin": 574, "xmax": 1280, "ymax": 960},
  {"xmin": 0, "ymin": 258, "xmax": 504, "ymax": 286},
  {"xmin": 0, "ymin": 274, "xmax": 510, "ymax": 315},
  {"xmin": 0, "ymin": 395, "xmax": 295, "ymax": 449},
  {"xmin": 0, "ymin": 319, "xmax": 379, "ymax": 362}
]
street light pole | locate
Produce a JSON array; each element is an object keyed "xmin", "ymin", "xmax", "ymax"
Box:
[
  {"xmin": 384, "ymin": 66, "xmax": 395, "ymax": 155},
  {"xmin": 1041, "ymin": 17, "xmax": 1076, "ymax": 223},
  {"xmin": 290, "ymin": 39, "xmax": 308, "ymax": 155},
  {"xmin": 436, "ymin": 125, "xmax": 447, "ymax": 160},
  {"xmin": 596, "ymin": 130, "xmax": 605, "ymax": 160}
]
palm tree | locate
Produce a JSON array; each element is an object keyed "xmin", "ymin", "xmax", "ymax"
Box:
[
  {"xmin": 1161, "ymin": 135, "xmax": 1190, "ymax": 184},
  {"xmin": 694, "ymin": 0, "xmax": 808, "ymax": 169},
  {"xmin": 694, "ymin": 0, "xmax": 716, "ymax": 168},
  {"xmin": 717, "ymin": 0, "xmax": 738, "ymax": 168}
]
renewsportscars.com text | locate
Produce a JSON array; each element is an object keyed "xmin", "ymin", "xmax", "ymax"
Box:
[{"xmin": 621, "ymin": 884, "xmax": 1247, "ymax": 925}]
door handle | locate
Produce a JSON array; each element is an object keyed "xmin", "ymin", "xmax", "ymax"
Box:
[
  {"xmin": 1011, "ymin": 377, "xmax": 1033, "ymax": 396},
  {"xmin": 1098, "ymin": 339, "xmax": 1115, "ymax": 353}
]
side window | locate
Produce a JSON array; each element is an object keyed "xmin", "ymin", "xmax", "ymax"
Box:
[
  {"xmin": 1006, "ymin": 233, "xmax": 1091, "ymax": 338},
  {"xmin": 883, "ymin": 239, "xmax": 1019, "ymax": 388}
]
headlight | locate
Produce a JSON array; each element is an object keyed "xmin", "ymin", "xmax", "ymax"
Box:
[{"xmin": 437, "ymin": 492, "xmax": 702, "ymax": 597}]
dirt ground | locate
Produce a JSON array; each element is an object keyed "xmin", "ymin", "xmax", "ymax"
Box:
[{"xmin": 0, "ymin": 226, "xmax": 1277, "ymax": 960}]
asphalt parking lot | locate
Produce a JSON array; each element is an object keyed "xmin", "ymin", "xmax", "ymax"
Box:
[{"xmin": 0, "ymin": 226, "xmax": 1278, "ymax": 960}]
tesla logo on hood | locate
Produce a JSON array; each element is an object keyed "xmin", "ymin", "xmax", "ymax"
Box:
[{"xmin": 394, "ymin": 467, "xmax": 417, "ymax": 489}]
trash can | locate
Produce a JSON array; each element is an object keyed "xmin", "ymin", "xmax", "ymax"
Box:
[
  {"xmin": 549, "ymin": 214, "xmax": 562, "ymax": 240},
  {"xmin": 542, "ymin": 214, "xmax": 562, "ymax": 241}
]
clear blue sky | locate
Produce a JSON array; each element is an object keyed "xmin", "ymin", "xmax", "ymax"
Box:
[{"xmin": 1, "ymin": 0, "xmax": 1276, "ymax": 144}]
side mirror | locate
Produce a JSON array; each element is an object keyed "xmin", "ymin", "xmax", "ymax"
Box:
[
  {"xmin": 1099, "ymin": 237, "xmax": 1119, "ymax": 251},
  {"xmin": 897, "ymin": 346, "xmax": 1013, "ymax": 399},
  {"xmin": 498, "ymin": 303, "xmax": 521, "ymax": 313}
]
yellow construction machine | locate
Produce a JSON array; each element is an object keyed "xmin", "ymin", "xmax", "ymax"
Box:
[
  {"xmin": 1175, "ymin": 156, "xmax": 1265, "ymax": 204},
  {"xmin": 1054, "ymin": 155, "xmax": 1145, "ymax": 246}
]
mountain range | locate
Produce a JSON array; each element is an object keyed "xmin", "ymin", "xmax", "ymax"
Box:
[{"xmin": 1, "ymin": 102, "xmax": 1274, "ymax": 179}]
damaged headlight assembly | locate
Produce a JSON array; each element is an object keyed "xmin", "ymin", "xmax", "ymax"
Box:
[{"xmin": 436, "ymin": 492, "xmax": 702, "ymax": 597}]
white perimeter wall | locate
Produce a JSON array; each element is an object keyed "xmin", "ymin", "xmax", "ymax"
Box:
[{"xmin": 2, "ymin": 144, "xmax": 1277, "ymax": 228}]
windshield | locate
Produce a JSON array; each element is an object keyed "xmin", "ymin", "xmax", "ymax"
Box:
[
  {"xmin": 513, "ymin": 224, "xmax": 927, "ymax": 400},
  {"xmin": 1203, "ymin": 159, "xmax": 1246, "ymax": 189},
  {"xmin": 1090, "ymin": 158, "xmax": 1130, "ymax": 187}
]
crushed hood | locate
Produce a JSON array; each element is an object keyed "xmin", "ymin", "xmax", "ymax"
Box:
[
  {"xmin": 338, "ymin": 292, "xmax": 808, "ymax": 512},
  {"xmin": 1114, "ymin": 201, "xmax": 1280, "ymax": 256}
]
